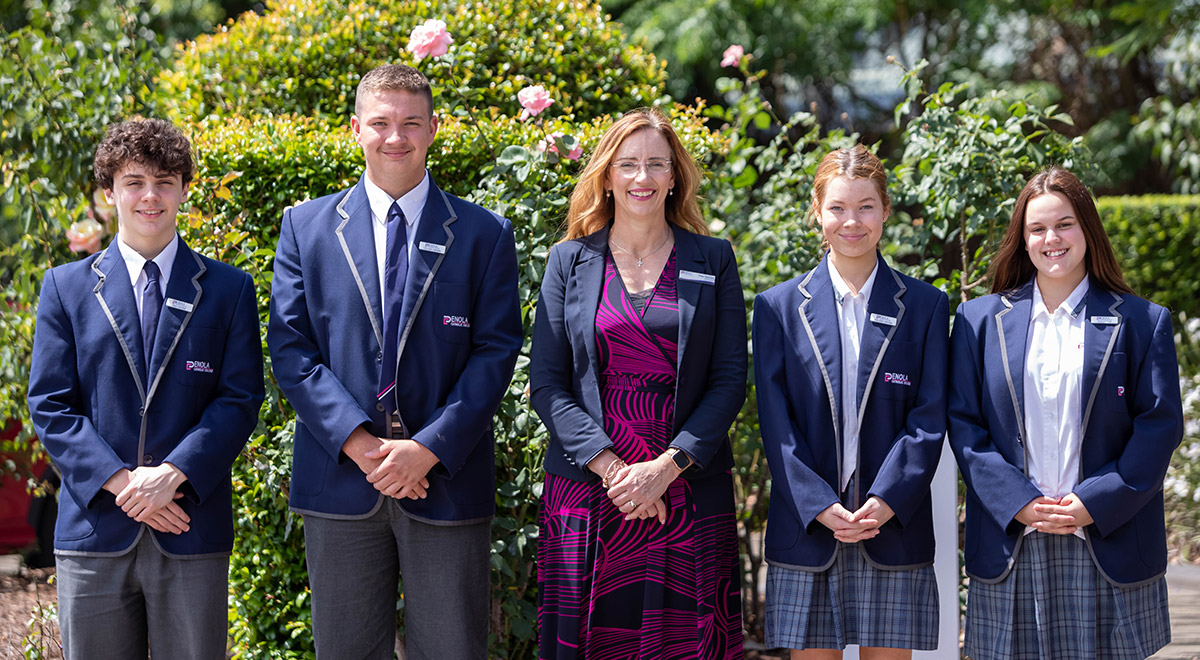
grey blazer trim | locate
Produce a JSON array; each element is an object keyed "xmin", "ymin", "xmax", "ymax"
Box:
[
  {"xmin": 795, "ymin": 268, "xmax": 842, "ymax": 476},
  {"xmin": 92, "ymin": 248, "xmax": 146, "ymax": 405},
  {"xmin": 335, "ymin": 187, "xmax": 384, "ymax": 351},
  {"xmin": 395, "ymin": 190, "xmax": 457, "ymax": 365},
  {"xmin": 995, "ymin": 295, "xmax": 1028, "ymax": 451},
  {"xmin": 92, "ymin": 245, "xmax": 206, "ymax": 464},
  {"xmin": 1080, "ymin": 291, "xmax": 1123, "ymax": 439},
  {"xmin": 291, "ymin": 495, "xmax": 386, "ymax": 521},
  {"xmin": 855, "ymin": 267, "xmax": 906, "ymax": 430}
]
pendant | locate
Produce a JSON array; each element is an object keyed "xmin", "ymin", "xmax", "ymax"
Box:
[{"xmin": 636, "ymin": 258, "xmax": 644, "ymax": 267}]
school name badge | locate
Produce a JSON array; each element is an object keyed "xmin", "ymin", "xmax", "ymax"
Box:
[
  {"xmin": 443, "ymin": 315, "xmax": 470, "ymax": 328},
  {"xmin": 186, "ymin": 360, "xmax": 215, "ymax": 374},
  {"xmin": 883, "ymin": 372, "xmax": 911, "ymax": 386}
]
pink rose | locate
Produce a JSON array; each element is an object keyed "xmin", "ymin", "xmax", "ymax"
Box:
[
  {"xmin": 518, "ymin": 85, "xmax": 554, "ymax": 121},
  {"xmin": 66, "ymin": 219, "xmax": 104, "ymax": 254},
  {"xmin": 536, "ymin": 132, "xmax": 583, "ymax": 160},
  {"xmin": 721, "ymin": 44, "xmax": 744, "ymax": 68},
  {"xmin": 407, "ymin": 19, "xmax": 453, "ymax": 61}
]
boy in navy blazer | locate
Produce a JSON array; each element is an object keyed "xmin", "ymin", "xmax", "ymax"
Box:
[
  {"xmin": 27, "ymin": 118, "xmax": 265, "ymax": 660},
  {"xmin": 267, "ymin": 64, "xmax": 521, "ymax": 659}
]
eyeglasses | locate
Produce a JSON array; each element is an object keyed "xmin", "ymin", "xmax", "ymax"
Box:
[{"xmin": 610, "ymin": 159, "xmax": 673, "ymax": 176}]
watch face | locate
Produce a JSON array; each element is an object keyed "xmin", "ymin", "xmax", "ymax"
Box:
[{"xmin": 672, "ymin": 450, "xmax": 689, "ymax": 469}]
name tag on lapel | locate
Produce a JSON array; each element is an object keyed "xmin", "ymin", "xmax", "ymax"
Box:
[
  {"xmin": 870, "ymin": 313, "xmax": 897, "ymax": 326},
  {"xmin": 419, "ymin": 241, "xmax": 446, "ymax": 255},
  {"xmin": 165, "ymin": 298, "xmax": 194, "ymax": 313},
  {"xmin": 1091, "ymin": 315, "xmax": 1120, "ymax": 325},
  {"xmin": 678, "ymin": 270, "xmax": 715, "ymax": 285}
]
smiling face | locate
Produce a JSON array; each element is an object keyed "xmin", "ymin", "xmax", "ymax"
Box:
[
  {"xmin": 352, "ymin": 89, "xmax": 438, "ymax": 199},
  {"xmin": 817, "ymin": 175, "xmax": 886, "ymax": 267},
  {"xmin": 605, "ymin": 129, "xmax": 675, "ymax": 225},
  {"xmin": 105, "ymin": 160, "xmax": 187, "ymax": 258},
  {"xmin": 1024, "ymin": 190, "xmax": 1087, "ymax": 287}
]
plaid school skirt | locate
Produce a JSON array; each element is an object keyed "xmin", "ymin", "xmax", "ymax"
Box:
[
  {"xmin": 764, "ymin": 542, "xmax": 939, "ymax": 651},
  {"xmin": 965, "ymin": 532, "xmax": 1170, "ymax": 660}
]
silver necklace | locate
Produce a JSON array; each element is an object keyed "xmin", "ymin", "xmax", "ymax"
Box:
[{"xmin": 609, "ymin": 232, "xmax": 672, "ymax": 268}]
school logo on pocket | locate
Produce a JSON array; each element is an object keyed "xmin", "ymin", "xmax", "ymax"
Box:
[
  {"xmin": 186, "ymin": 360, "xmax": 214, "ymax": 374},
  {"xmin": 883, "ymin": 372, "xmax": 911, "ymax": 386},
  {"xmin": 1117, "ymin": 386, "xmax": 1125, "ymax": 397},
  {"xmin": 443, "ymin": 315, "xmax": 470, "ymax": 328}
]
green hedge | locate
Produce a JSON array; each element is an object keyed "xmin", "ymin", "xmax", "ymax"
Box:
[
  {"xmin": 1099, "ymin": 195, "xmax": 1200, "ymax": 318},
  {"xmin": 158, "ymin": 0, "xmax": 668, "ymax": 124}
]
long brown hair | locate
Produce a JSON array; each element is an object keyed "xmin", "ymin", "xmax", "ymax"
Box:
[
  {"xmin": 562, "ymin": 108, "xmax": 709, "ymax": 241},
  {"xmin": 989, "ymin": 167, "xmax": 1133, "ymax": 295},
  {"xmin": 809, "ymin": 144, "xmax": 890, "ymax": 223}
]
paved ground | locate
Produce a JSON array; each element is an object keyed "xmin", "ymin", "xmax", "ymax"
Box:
[{"xmin": 1154, "ymin": 563, "xmax": 1200, "ymax": 660}]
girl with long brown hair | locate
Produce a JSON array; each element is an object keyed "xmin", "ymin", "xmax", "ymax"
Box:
[{"xmin": 949, "ymin": 167, "xmax": 1181, "ymax": 659}]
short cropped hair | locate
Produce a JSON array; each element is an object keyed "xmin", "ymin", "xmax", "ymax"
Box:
[
  {"xmin": 93, "ymin": 118, "xmax": 195, "ymax": 190},
  {"xmin": 355, "ymin": 64, "xmax": 434, "ymax": 117}
]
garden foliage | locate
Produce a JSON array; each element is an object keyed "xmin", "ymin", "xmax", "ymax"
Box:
[
  {"xmin": 1098, "ymin": 195, "xmax": 1200, "ymax": 319},
  {"xmin": 158, "ymin": 0, "xmax": 668, "ymax": 124}
]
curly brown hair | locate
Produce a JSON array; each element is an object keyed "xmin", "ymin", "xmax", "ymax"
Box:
[{"xmin": 93, "ymin": 118, "xmax": 195, "ymax": 190}]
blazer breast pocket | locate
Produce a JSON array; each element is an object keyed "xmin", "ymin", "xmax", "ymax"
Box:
[
  {"xmin": 432, "ymin": 281, "xmax": 471, "ymax": 345},
  {"xmin": 875, "ymin": 339, "xmax": 919, "ymax": 401},
  {"xmin": 172, "ymin": 326, "xmax": 222, "ymax": 390}
]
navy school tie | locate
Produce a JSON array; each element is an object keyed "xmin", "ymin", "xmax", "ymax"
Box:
[
  {"xmin": 378, "ymin": 202, "xmax": 409, "ymax": 423},
  {"xmin": 141, "ymin": 260, "xmax": 163, "ymax": 375}
]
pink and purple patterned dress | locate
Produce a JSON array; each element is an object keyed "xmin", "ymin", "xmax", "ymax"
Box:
[{"xmin": 537, "ymin": 251, "xmax": 744, "ymax": 660}]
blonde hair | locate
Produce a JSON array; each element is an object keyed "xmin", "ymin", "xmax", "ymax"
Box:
[
  {"xmin": 563, "ymin": 108, "xmax": 709, "ymax": 241},
  {"xmin": 809, "ymin": 144, "xmax": 890, "ymax": 223}
]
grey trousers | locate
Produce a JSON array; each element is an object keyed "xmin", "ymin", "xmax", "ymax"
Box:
[
  {"xmin": 55, "ymin": 531, "xmax": 230, "ymax": 660},
  {"xmin": 303, "ymin": 498, "xmax": 490, "ymax": 660}
]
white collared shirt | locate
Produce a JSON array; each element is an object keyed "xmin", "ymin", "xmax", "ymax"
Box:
[
  {"xmin": 363, "ymin": 171, "xmax": 429, "ymax": 303},
  {"xmin": 1023, "ymin": 276, "xmax": 1089, "ymax": 538},
  {"xmin": 116, "ymin": 233, "xmax": 180, "ymax": 322},
  {"xmin": 828, "ymin": 259, "xmax": 879, "ymax": 493}
]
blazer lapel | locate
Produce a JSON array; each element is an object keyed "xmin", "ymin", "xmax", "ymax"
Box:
[
  {"xmin": 672, "ymin": 226, "xmax": 706, "ymax": 374},
  {"xmin": 995, "ymin": 280, "xmax": 1034, "ymax": 449},
  {"xmin": 798, "ymin": 257, "xmax": 843, "ymax": 461},
  {"xmin": 1081, "ymin": 287, "xmax": 1124, "ymax": 437},
  {"xmin": 91, "ymin": 240, "xmax": 148, "ymax": 402},
  {"xmin": 147, "ymin": 242, "xmax": 204, "ymax": 403},
  {"xmin": 334, "ymin": 179, "xmax": 384, "ymax": 351},
  {"xmin": 396, "ymin": 182, "xmax": 457, "ymax": 360},
  {"xmin": 567, "ymin": 226, "xmax": 609, "ymax": 378},
  {"xmin": 856, "ymin": 257, "xmax": 906, "ymax": 424}
]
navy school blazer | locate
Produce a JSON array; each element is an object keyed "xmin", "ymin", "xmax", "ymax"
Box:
[
  {"xmin": 753, "ymin": 253, "xmax": 949, "ymax": 570},
  {"xmin": 27, "ymin": 237, "xmax": 264, "ymax": 556},
  {"xmin": 948, "ymin": 280, "xmax": 1183, "ymax": 586},
  {"xmin": 267, "ymin": 176, "xmax": 522, "ymax": 524},
  {"xmin": 530, "ymin": 224, "xmax": 748, "ymax": 482}
]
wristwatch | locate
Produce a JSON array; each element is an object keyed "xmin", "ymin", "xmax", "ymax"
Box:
[{"xmin": 667, "ymin": 447, "xmax": 692, "ymax": 471}]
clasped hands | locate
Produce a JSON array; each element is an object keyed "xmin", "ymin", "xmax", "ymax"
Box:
[
  {"xmin": 103, "ymin": 463, "xmax": 190, "ymax": 535},
  {"xmin": 589, "ymin": 450, "xmax": 681, "ymax": 525},
  {"xmin": 1015, "ymin": 493, "xmax": 1094, "ymax": 535},
  {"xmin": 817, "ymin": 496, "xmax": 895, "ymax": 543},
  {"xmin": 345, "ymin": 427, "xmax": 438, "ymax": 500}
]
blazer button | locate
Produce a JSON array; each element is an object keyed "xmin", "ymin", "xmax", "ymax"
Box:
[
  {"xmin": 143, "ymin": 453, "xmax": 153, "ymax": 464},
  {"xmin": 138, "ymin": 406, "xmax": 144, "ymax": 416},
  {"xmin": 376, "ymin": 403, "xmax": 385, "ymax": 412},
  {"xmin": 376, "ymin": 351, "xmax": 383, "ymax": 362}
]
